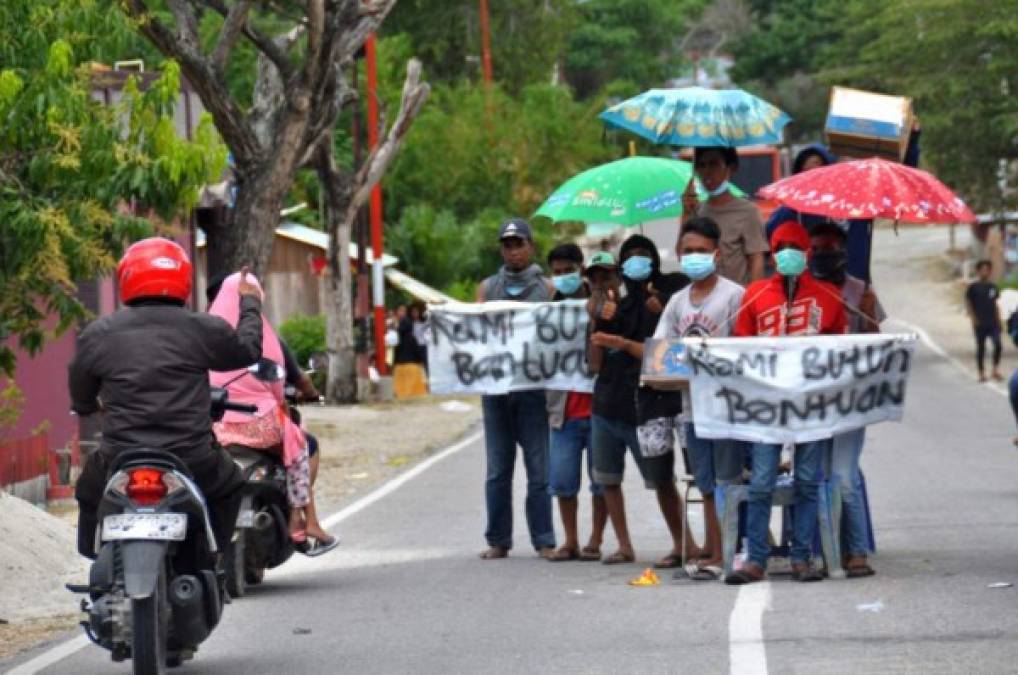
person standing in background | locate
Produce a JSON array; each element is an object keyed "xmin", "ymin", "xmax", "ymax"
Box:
[{"xmin": 966, "ymin": 260, "xmax": 1004, "ymax": 382}]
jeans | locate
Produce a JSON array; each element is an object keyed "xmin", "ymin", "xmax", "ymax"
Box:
[
  {"xmin": 1009, "ymin": 370, "xmax": 1018, "ymax": 427},
  {"xmin": 830, "ymin": 428, "xmax": 868, "ymax": 557},
  {"xmin": 482, "ymin": 391, "xmax": 555, "ymax": 550},
  {"xmin": 548, "ymin": 417, "xmax": 603, "ymax": 497},
  {"xmin": 746, "ymin": 440, "xmax": 824, "ymax": 567},
  {"xmin": 683, "ymin": 423, "xmax": 746, "ymax": 495}
]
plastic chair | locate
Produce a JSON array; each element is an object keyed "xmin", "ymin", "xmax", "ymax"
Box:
[{"xmin": 718, "ymin": 473, "xmax": 843, "ymax": 579}]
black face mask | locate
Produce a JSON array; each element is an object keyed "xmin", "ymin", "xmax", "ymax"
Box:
[{"xmin": 809, "ymin": 250, "xmax": 847, "ymax": 284}]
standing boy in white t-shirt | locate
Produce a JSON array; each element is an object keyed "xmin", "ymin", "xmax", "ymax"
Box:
[{"xmin": 638, "ymin": 217, "xmax": 746, "ymax": 580}]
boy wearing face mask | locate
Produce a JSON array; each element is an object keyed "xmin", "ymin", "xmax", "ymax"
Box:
[
  {"xmin": 544, "ymin": 244, "xmax": 608, "ymax": 562},
  {"xmin": 476, "ymin": 219, "xmax": 556, "ymax": 560},
  {"xmin": 641, "ymin": 217, "xmax": 746, "ymax": 579},
  {"xmin": 685, "ymin": 147, "xmax": 768, "ymax": 286},
  {"xmin": 589, "ymin": 235, "xmax": 699, "ymax": 567},
  {"xmin": 809, "ymin": 223, "xmax": 886, "ymax": 578},
  {"xmin": 726, "ymin": 221, "xmax": 846, "ymax": 585}
]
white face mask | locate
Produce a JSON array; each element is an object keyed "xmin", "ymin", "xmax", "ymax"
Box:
[{"xmin": 707, "ymin": 180, "xmax": 730, "ymax": 197}]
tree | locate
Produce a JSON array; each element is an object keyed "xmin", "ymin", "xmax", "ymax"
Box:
[
  {"xmin": 116, "ymin": 1, "xmax": 401, "ymax": 277},
  {"xmin": 0, "ymin": 0, "xmax": 225, "ymax": 380},
  {"xmin": 563, "ymin": 0, "xmax": 706, "ymax": 99},
  {"xmin": 821, "ymin": 0, "xmax": 1018, "ymax": 212}
]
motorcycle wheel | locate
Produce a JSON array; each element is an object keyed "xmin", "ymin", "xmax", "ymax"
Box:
[
  {"xmin": 225, "ymin": 530, "xmax": 246, "ymax": 598},
  {"xmin": 131, "ymin": 566, "xmax": 168, "ymax": 675}
]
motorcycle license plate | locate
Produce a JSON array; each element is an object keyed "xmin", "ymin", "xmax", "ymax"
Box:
[
  {"xmin": 101, "ymin": 513, "xmax": 187, "ymax": 542},
  {"xmin": 237, "ymin": 509, "xmax": 255, "ymax": 528}
]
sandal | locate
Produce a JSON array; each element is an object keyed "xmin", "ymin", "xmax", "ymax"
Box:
[
  {"xmin": 790, "ymin": 562, "xmax": 824, "ymax": 582},
  {"xmin": 479, "ymin": 546, "xmax": 508, "ymax": 560},
  {"xmin": 602, "ymin": 550, "xmax": 635, "ymax": 565},
  {"xmin": 691, "ymin": 564, "xmax": 723, "ymax": 581},
  {"xmin": 301, "ymin": 534, "xmax": 339, "ymax": 557},
  {"xmin": 845, "ymin": 557, "xmax": 875, "ymax": 578},
  {"xmin": 725, "ymin": 563, "xmax": 766, "ymax": 585},
  {"xmin": 579, "ymin": 546, "xmax": 602, "ymax": 562},
  {"xmin": 548, "ymin": 547, "xmax": 579, "ymax": 562},
  {"xmin": 654, "ymin": 552, "xmax": 684, "ymax": 569}
]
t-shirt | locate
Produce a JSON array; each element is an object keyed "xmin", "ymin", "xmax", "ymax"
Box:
[
  {"xmin": 698, "ymin": 198, "xmax": 768, "ymax": 286},
  {"xmin": 653, "ymin": 276, "xmax": 746, "ymax": 341},
  {"xmin": 966, "ymin": 281, "xmax": 1000, "ymax": 329},
  {"xmin": 841, "ymin": 275, "xmax": 887, "ymax": 334},
  {"xmin": 564, "ymin": 391, "xmax": 592, "ymax": 420}
]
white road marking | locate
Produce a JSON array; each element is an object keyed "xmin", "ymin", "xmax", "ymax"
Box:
[
  {"xmin": 728, "ymin": 581, "xmax": 771, "ymax": 675},
  {"xmin": 5, "ymin": 430, "xmax": 483, "ymax": 674},
  {"xmin": 886, "ymin": 318, "xmax": 1008, "ymax": 398},
  {"xmin": 5, "ymin": 636, "xmax": 89, "ymax": 675}
]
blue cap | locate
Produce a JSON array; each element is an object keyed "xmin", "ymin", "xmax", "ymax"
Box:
[{"xmin": 498, "ymin": 218, "xmax": 533, "ymax": 241}]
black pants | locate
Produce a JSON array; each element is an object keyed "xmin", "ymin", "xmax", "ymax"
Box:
[
  {"xmin": 75, "ymin": 444, "xmax": 243, "ymax": 559},
  {"xmin": 974, "ymin": 326, "xmax": 1002, "ymax": 374}
]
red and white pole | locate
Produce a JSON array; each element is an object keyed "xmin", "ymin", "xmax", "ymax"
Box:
[{"xmin": 365, "ymin": 33, "xmax": 388, "ymax": 376}]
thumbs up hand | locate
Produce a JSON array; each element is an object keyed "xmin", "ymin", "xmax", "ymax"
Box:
[{"xmin": 645, "ymin": 281, "xmax": 663, "ymax": 315}]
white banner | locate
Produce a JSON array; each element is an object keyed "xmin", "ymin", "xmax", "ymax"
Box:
[
  {"xmin": 685, "ymin": 334, "xmax": 916, "ymax": 443},
  {"xmin": 427, "ymin": 300, "xmax": 593, "ymax": 395}
]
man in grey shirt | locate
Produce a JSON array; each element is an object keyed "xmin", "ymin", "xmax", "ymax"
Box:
[{"xmin": 683, "ymin": 147, "xmax": 768, "ymax": 286}]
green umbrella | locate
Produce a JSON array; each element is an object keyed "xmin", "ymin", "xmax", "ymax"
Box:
[
  {"xmin": 534, "ymin": 157, "xmax": 693, "ymax": 227},
  {"xmin": 535, "ymin": 157, "xmax": 745, "ymax": 228}
]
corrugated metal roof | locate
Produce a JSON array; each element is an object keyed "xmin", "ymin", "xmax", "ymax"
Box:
[{"xmin": 196, "ymin": 223, "xmax": 398, "ymax": 266}]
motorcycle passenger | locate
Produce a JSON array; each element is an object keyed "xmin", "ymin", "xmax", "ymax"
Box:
[
  {"xmin": 70, "ymin": 238, "xmax": 263, "ymax": 559},
  {"xmin": 208, "ymin": 272, "xmax": 338, "ymax": 555}
]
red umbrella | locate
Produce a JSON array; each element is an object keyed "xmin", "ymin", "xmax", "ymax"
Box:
[{"xmin": 758, "ymin": 157, "xmax": 976, "ymax": 224}]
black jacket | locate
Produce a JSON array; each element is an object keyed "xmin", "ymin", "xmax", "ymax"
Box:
[{"xmin": 68, "ymin": 296, "xmax": 264, "ymax": 457}]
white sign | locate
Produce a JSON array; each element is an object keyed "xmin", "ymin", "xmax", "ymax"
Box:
[
  {"xmin": 685, "ymin": 333, "xmax": 916, "ymax": 443},
  {"xmin": 427, "ymin": 300, "xmax": 593, "ymax": 395}
]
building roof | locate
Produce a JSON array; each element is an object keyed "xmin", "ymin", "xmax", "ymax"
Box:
[{"xmin": 196, "ymin": 222, "xmax": 398, "ymax": 266}]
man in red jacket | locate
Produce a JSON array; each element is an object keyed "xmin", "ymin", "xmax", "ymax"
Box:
[{"xmin": 725, "ymin": 221, "xmax": 846, "ymax": 585}]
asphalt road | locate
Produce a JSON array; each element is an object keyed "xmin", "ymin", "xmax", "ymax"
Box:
[{"xmin": 7, "ymin": 225, "xmax": 1018, "ymax": 675}]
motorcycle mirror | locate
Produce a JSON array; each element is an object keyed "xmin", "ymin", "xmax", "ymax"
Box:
[{"xmin": 249, "ymin": 358, "xmax": 283, "ymax": 383}]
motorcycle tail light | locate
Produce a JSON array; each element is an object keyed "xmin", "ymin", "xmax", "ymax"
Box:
[{"xmin": 126, "ymin": 468, "xmax": 168, "ymax": 506}]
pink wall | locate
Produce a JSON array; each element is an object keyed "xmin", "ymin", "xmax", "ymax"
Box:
[{"xmin": 7, "ymin": 325, "xmax": 77, "ymax": 451}]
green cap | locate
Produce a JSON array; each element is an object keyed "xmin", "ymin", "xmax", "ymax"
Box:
[{"xmin": 586, "ymin": 250, "xmax": 617, "ymax": 270}]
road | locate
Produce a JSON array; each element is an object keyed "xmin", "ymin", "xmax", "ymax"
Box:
[{"xmin": 7, "ymin": 225, "xmax": 1018, "ymax": 674}]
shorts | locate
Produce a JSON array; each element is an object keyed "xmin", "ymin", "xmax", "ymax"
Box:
[
  {"xmin": 548, "ymin": 417, "xmax": 603, "ymax": 497},
  {"xmin": 637, "ymin": 417, "xmax": 746, "ymax": 495},
  {"xmin": 592, "ymin": 414, "xmax": 674, "ymax": 489}
]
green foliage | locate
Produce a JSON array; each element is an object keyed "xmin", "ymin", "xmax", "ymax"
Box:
[
  {"xmin": 278, "ymin": 314, "xmax": 327, "ymax": 368},
  {"xmin": 0, "ymin": 0, "xmax": 227, "ymax": 379},
  {"xmin": 383, "ymin": 0, "xmax": 577, "ymax": 94},
  {"xmin": 563, "ymin": 0, "xmax": 705, "ymax": 99},
  {"xmin": 820, "ymin": 0, "xmax": 1018, "ymax": 211}
]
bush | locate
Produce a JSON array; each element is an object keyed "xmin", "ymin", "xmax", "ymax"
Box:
[{"xmin": 278, "ymin": 314, "xmax": 326, "ymax": 369}]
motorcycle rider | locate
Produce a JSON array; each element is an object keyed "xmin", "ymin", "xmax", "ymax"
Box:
[{"xmin": 70, "ymin": 238, "xmax": 263, "ymax": 559}]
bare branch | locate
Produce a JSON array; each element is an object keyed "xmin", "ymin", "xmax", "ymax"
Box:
[
  {"xmin": 340, "ymin": 59, "xmax": 430, "ymax": 229},
  {"xmin": 212, "ymin": 0, "xmax": 252, "ymax": 73},
  {"xmin": 121, "ymin": 0, "xmax": 262, "ymax": 162},
  {"xmin": 200, "ymin": 0, "xmax": 296, "ymax": 82}
]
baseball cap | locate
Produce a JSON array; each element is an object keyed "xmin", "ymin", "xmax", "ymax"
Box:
[
  {"xmin": 498, "ymin": 218, "xmax": 533, "ymax": 241},
  {"xmin": 585, "ymin": 251, "xmax": 617, "ymax": 271}
]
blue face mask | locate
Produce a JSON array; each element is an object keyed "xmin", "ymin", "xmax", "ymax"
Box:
[
  {"xmin": 505, "ymin": 285, "xmax": 525, "ymax": 296},
  {"xmin": 707, "ymin": 180, "xmax": 730, "ymax": 197},
  {"xmin": 680, "ymin": 252, "xmax": 716, "ymax": 281},
  {"xmin": 622, "ymin": 255, "xmax": 653, "ymax": 281},
  {"xmin": 552, "ymin": 271, "xmax": 582, "ymax": 296},
  {"xmin": 774, "ymin": 248, "xmax": 807, "ymax": 277}
]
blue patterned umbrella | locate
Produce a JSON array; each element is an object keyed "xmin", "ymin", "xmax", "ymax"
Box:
[{"xmin": 600, "ymin": 87, "xmax": 791, "ymax": 147}]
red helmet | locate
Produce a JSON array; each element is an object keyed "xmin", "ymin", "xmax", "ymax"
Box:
[{"xmin": 117, "ymin": 238, "xmax": 193, "ymax": 304}]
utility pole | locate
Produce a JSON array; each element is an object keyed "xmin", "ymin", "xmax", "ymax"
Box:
[
  {"xmin": 366, "ymin": 34, "xmax": 388, "ymax": 376},
  {"xmin": 479, "ymin": 0, "xmax": 493, "ymax": 85}
]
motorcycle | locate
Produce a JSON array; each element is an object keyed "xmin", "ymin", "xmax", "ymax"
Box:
[
  {"xmin": 68, "ymin": 387, "xmax": 255, "ymax": 674},
  {"xmin": 222, "ymin": 359, "xmax": 322, "ymax": 598}
]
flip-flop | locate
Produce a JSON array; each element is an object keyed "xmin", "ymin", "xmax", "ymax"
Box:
[
  {"xmin": 602, "ymin": 550, "xmax": 635, "ymax": 565},
  {"xmin": 302, "ymin": 534, "xmax": 339, "ymax": 557},
  {"xmin": 691, "ymin": 564, "xmax": 723, "ymax": 581},
  {"xmin": 579, "ymin": 546, "xmax": 602, "ymax": 562},
  {"xmin": 548, "ymin": 548, "xmax": 579, "ymax": 562},
  {"xmin": 654, "ymin": 553, "xmax": 684, "ymax": 569}
]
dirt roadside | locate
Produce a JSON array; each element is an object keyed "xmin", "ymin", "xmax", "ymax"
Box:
[{"xmin": 0, "ymin": 395, "xmax": 480, "ymax": 663}]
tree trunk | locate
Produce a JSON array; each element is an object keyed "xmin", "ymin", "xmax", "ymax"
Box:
[{"xmin": 318, "ymin": 146, "xmax": 358, "ymax": 403}]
